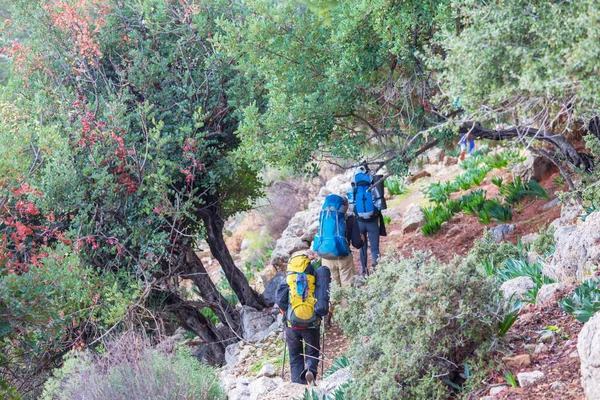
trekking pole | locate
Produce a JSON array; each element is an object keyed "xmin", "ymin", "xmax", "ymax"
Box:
[{"xmin": 281, "ymin": 329, "xmax": 287, "ymax": 379}]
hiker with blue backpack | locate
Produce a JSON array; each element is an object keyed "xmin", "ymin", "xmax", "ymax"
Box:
[
  {"xmin": 276, "ymin": 251, "xmax": 331, "ymax": 385},
  {"xmin": 351, "ymin": 164, "xmax": 387, "ymax": 276},
  {"xmin": 312, "ymin": 194, "xmax": 362, "ymax": 313}
]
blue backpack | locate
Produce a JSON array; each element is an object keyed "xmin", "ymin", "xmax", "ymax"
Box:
[
  {"xmin": 312, "ymin": 194, "xmax": 350, "ymax": 259},
  {"xmin": 354, "ymin": 172, "xmax": 376, "ymax": 220}
]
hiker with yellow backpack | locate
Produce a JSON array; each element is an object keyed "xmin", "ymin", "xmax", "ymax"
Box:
[{"xmin": 276, "ymin": 252, "xmax": 331, "ymax": 385}]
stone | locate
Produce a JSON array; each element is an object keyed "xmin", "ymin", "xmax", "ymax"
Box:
[
  {"xmin": 539, "ymin": 330, "xmax": 555, "ymax": 343},
  {"xmin": 534, "ymin": 343, "xmax": 548, "ymax": 354},
  {"xmin": 257, "ymin": 364, "xmax": 276, "ymax": 378},
  {"xmin": 426, "ymin": 148, "xmax": 445, "ymax": 164},
  {"xmin": 318, "ymin": 186, "xmax": 332, "ymax": 198},
  {"xmin": 241, "ymin": 238, "xmax": 252, "ymax": 251},
  {"xmin": 238, "ymin": 347, "xmax": 251, "ymax": 363},
  {"xmin": 545, "ymin": 211, "xmax": 600, "ymax": 283},
  {"xmin": 261, "ymin": 272, "xmax": 285, "ymax": 306},
  {"xmin": 300, "ymin": 220, "xmax": 320, "ymax": 241},
  {"xmin": 401, "ymin": 204, "xmax": 425, "ymax": 233},
  {"xmin": 318, "ymin": 367, "xmax": 353, "ymax": 396},
  {"xmin": 550, "ymin": 381, "xmax": 565, "ymax": 391},
  {"xmin": 225, "ymin": 342, "xmax": 241, "ymax": 366},
  {"xmin": 241, "ymin": 306, "xmax": 276, "ymax": 341},
  {"xmin": 248, "ymin": 377, "xmax": 282, "ymax": 400},
  {"xmin": 517, "ymin": 370, "xmax": 545, "ymax": 388},
  {"xmin": 229, "ymin": 385, "xmax": 251, "ymax": 400},
  {"xmin": 502, "ymin": 354, "xmax": 531, "ymax": 368},
  {"xmin": 512, "ymin": 152, "xmax": 554, "ymax": 182},
  {"xmin": 526, "ymin": 251, "xmax": 539, "ymax": 265},
  {"xmin": 381, "ymin": 208, "xmax": 401, "ymax": 220},
  {"xmin": 443, "ymin": 156, "xmax": 458, "ymax": 166},
  {"xmin": 521, "ymin": 233, "xmax": 539, "ymax": 245},
  {"xmin": 489, "ymin": 224, "xmax": 515, "ymax": 242},
  {"xmin": 500, "ymin": 276, "xmax": 534, "ymax": 300},
  {"xmin": 407, "ymin": 170, "xmax": 431, "ymax": 183},
  {"xmin": 543, "ymin": 197, "xmax": 561, "ymax": 210},
  {"xmin": 578, "ymin": 311, "xmax": 600, "ymax": 399},
  {"xmin": 479, "ymin": 397, "xmax": 495, "ymax": 400},
  {"xmin": 536, "ymin": 283, "xmax": 565, "ymax": 306},
  {"xmin": 388, "ymin": 230, "xmax": 403, "ymax": 237},
  {"xmin": 490, "ymin": 385, "xmax": 508, "ymax": 395}
]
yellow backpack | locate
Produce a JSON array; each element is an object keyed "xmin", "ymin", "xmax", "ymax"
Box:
[{"xmin": 285, "ymin": 255, "xmax": 318, "ymax": 328}]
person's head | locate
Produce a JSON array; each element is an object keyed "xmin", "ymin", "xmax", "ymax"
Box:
[{"xmin": 342, "ymin": 196, "xmax": 349, "ymax": 213}]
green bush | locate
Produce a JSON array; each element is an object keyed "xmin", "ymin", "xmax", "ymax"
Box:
[
  {"xmin": 501, "ymin": 177, "xmax": 549, "ymax": 205},
  {"xmin": 334, "ymin": 252, "xmax": 505, "ymax": 399},
  {"xmin": 559, "ymin": 278, "xmax": 600, "ymax": 323},
  {"xmin": 532, "ymin": 226, "xmax": 556, "ymax": 256},
  {"xmin": 466, "ymin": 231, "xmax": 524, "ymax": 274},
  {"xmin": 484, "ymin": 199, "xmax": 513, "ymax": 223},
  {"xmin": 384, "ymin": 176, "xmax": 407, "ymax": 196},
  {"xmin": 459, "ymin": 189, "xmax": 487, "ymax": 215},
  {"xmin": 421, "ymin": 205, "xmax": 453, "ymax": 236},
  {"xmin": 42, "ymin": 335, "xmax": 225, "ymax": 400}
]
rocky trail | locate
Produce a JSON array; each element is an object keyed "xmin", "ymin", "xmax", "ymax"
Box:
[{"xmin": 210, "ymin": 149, "xmax": 599, "ymax": 399}]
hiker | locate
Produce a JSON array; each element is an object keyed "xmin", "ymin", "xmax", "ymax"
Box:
[
  {"xmin": 352, "ymin": 164, "xmax": 387, "ymax": 276},
  {"xmin": 276, "ymin": 252, "xmax": 331, "ymax": 385},
  {"xmin": 313, "ymin": 194, "xmax": 362, "ymax": 312},
  {"xmin": 459, "ymin": 133, "xmax": 475, "ymax": 160}
]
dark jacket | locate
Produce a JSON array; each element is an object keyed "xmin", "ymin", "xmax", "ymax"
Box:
[{"xmin": 345, "ymin": 214, "xmax": 364, "ymax": 249}]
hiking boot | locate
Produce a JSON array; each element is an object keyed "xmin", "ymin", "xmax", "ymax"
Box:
[{"xmin": 305, "ymin": 370, "xmax": 315, "ymax": 386}]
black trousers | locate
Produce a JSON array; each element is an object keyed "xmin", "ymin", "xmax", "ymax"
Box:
[{"xmin": 285, "ymin": 326, "xmax": 320, "ymax": 384}]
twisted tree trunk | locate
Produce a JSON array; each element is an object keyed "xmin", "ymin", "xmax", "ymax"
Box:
[{"xmin": 201, "ymin": 207, "xmax": 269, "ymax": 310}]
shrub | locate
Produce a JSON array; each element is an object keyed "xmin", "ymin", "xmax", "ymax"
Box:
[
  {"xmin": 497, "ymin": 259, "xmax": 555, "ymax": 304},
  {"xmin": 559, "ymin": 278, "xmax": 600, "ymax": 323},
  {"xmin": 484, "ymin": 199, "xmax": 513, "ymax": 223},
  {"xmin": 334, "ymin": 252, "xmax": 505, "ymax": 399},
  {"xmin": 384, "ymin": 176, "xmax": 407, "ymax": 196},
  {"xmin": 421, "ymin": 205, "xmax": 453, "ymax": 236},
  {"xmin": 42, "ymin": 334, "xmax": 225, "ymax": 400},
  {"xmin": 459, "ymin": 189, "xmax": 487, "ymax": 215},
  {"xmin": 422, "ymin": 181, "xmax": 455, "ymax": 204},
  {"xmin": 466, "ymin": 231, "xmax": 524, "ymax": 274},
  {"xmin": 501, "ymin": 177, "xmax": 549, "ymax": 205},
  {"xmin": 532, "ymin": 226, "xmax": 556, "ymax": 256}
]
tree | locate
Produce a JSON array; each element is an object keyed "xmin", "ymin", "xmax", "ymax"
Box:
[
  {"xmin": 218, "ymin": 0, "xmax": 454, "ymax": 175},
  {"xmin": 2, "ymin": 0, "xmax": 267, "ymax": 370}
]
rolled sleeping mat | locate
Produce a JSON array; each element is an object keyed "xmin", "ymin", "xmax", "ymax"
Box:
[
  {"xmin": 371, "ymin": 174, "xmax": 387, "ymax": 211},
  {"xmin": 313, "ymin": 266, "xmax": 331, "ymax": 317}
]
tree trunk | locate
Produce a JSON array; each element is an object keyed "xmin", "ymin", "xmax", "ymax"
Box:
[
  {"xmin": 178, "ymin": 246, "xmax": 242, "ymax": 338},
  {"xmin": 164, "ymin": 293, "xmax": 229, "ymax": 366},
  {"xmin": 201, "ymin": 207, "xmax": 269, "ymax": 311}
]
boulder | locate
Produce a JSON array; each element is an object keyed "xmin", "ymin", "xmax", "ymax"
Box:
[
  {"xmin": 517, "ymin": 370, "xmax": 545, "ymax": 388},
  {"xmin": 545, "ymin": 211, "xmax": 600, "ymax": 283},
  {"xmin": 381, "ymin": 208, "xmax": 401, "ymax": 221},
  {"xmin": 261, "ymin": 272, "xmax": 285, "ymax": 306},
  {"xmin": 542, "ymin": 197, "xmax": 561, "ymax": 210},
  {"xmin": 426, "ymin": 148, "xmax": 445, "ymax": 164},
  {"xmin": 489, "ymin": 224, "xmax": 515, "ymax": 242},
  {"xmin": 536, "ymin": 283, "xmax": 565, "ymax": 306},
  {"xmin": 578, "ymin": 311, "xmax": 600, "ymax": 399},
  {"xmin": 300, "ymin": 220, "xmax": 320, "ymax": 242},
  {"xmin": 318, "ymin": 367, "xmax": 353, "ymax": 397},
  {"xmin": 248, "ymin": 377, "xmax": 282, "ymax": 400},
  {"xmin": 229, "ymin": 385, "xmax": 251, "ymax": 400},
  {"xmin": 512, "ymin": 152, "xmax": 554, "ymax": 182},
  {"xmin": 500, "ymin": 276, "xmax": 534, "ymax": 300},
  {"xmin": 401, "ymin": 204, "xmax": 424, "ymax": 233},
  {"xmin": 225, "ymin": 342, "xmax": 241, "ymax": 366},
  {"xmin": 270, "ymin": 237, "xmax": 310, "ymax": 268},
  {"xmin": 241, "ymin": 306, "xmax": 276, "ymax": 341},
  {"xmin": 257, "ymin": 364, "xmax": 276, "ymax": 378},
  {"xmin": 443, "ymin": 156, "xmax": 458, "ymax": 166},
  {"xmin": 520, "ymin": 233, "xmax": 539, "ymax": 245},
  {"xmin": 502, "ymin": 354, "xmax": 531, "ymax": 368},
  {"xmin": 490, "ymin": 386, "xmax": 508, "ymax": 395}
]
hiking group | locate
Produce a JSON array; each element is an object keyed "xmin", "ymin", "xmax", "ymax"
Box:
[{"xmin": 276, "ymin": 164, "xmax": 387, "ymax": 385}]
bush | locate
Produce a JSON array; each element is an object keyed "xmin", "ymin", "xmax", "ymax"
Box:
[
  {"xmin": 333, "ymin": 252, "xmax": 505, "ymax": 399},
  {"xmin": 42, "ymin": 334, "xmax": 225, "ymax": 400},
  {"xmin": 559, "ymin": 278, "xmax": 600, "ymax": 323},
  {"xmin": 384, "ymin": 176, "xmax": 407, "ymax": 196},
  {"xmin": 466, "ymin": 231, "xmax": 524, "ymax": 274},
  {"xmin": 532, "ymin": 226, "xmax": 556, "ymax": 256}
]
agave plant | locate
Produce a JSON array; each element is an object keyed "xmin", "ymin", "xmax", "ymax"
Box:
[{"xmin": 559, "ymin": 278, "xmax": 600, "ymax": 322}]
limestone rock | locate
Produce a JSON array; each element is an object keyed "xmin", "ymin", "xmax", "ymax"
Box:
[
  {"xmin": 261, "ymin": 272, "xmax": 285, "ymax": 306},
  {"xmin": 500, "ymin": 276, "xmax": 534, "ymax": 300},
  {"xmin": 489, "ymin": 224, "xmax": 515, "ymax": 242},
  {"xmin": 407, "ymin": 170, "xmax": 431, "ymax": 183},
  {"xmin": 578, "ymin": 311, "xmax": 600, "ymax": 399},
  {"xmin": 545, "ymin": 211, "xmax": 600, "ymax": 283},
  {"xmin": 517, "ymin": 370, "xmax": 545, "ymax": 388},
  {"xmin": 248, "ymin": 377, "xmax": 282, "ymax": 400},
  {"xmin": 318, "ymin": 367, "xmax": 353, "ymax": 397},
  {"xmin": 536, "ymin": 283, "xmax": 565, "ymax": 306},
  {"xmin": 490, "ymin": 385, "xmax": 508, "ymax": 395},
  {"xmin": 502, "ymin": 354, "xmax": 531, "ymax": 368},
  {"xmin": 550, "ymin": 381, "xmax": 565, "ymax": 391},
  {"xmin": 229, "ymin": 385, "xmax": 251, "ymax": 400},
  {"xmin": 401, "ymin": 204, "xmax": 424, "ymax": 233},
  {"xmin": 241, "ymin": 307, "xmax": 276, "ymax": 341},
  {"xmin": 257, "ymin": 364, "xmax": 276, "ymax": 378},
  {"xmin": 512, "ymin": 152, "xmax": 554, "ymax": 182},
  {"xmin": 225, "ymin": 342, "xmax": 241, "ymax": 366},
  {"xmin": 426, "ymin": 148, "xmax": 445, "ymax": 164},
  {"xmin": 381, "ymin": 208, "xmax": 401, "ymax": 221}
]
